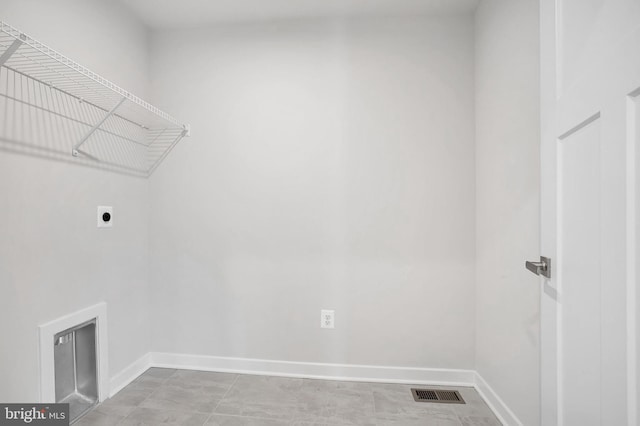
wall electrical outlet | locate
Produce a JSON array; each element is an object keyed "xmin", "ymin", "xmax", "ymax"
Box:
[
  {"xmin": 321, "ymin": 309, "xmax": 335, "ymax": 329},
  {"xmin": 97, "ymin": 206, "xmax": 113, "ymax": 228}
]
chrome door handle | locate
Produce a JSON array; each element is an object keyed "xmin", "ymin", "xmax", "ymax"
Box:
[{"xmin": 525, "ymin": 256, "xmax": 551, "ymax": 278}]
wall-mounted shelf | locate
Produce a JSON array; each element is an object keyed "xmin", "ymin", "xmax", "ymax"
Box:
[{"xmin": 0, "ymin": 21, "xmax": 189, "ymax": 177}]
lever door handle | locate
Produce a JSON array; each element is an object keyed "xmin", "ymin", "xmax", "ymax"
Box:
[{"xmin": 525, "ymin": 256, "xmax": 551, "ymax": 278}]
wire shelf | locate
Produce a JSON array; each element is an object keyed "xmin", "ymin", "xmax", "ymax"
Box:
[{"xmin": 0, "ymin": 20, "xmax": 189, "ymax": 177}]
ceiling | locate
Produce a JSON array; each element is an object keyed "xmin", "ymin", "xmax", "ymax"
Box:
[{"xmin": 118, "ymin": 0, "xmax": 479, "ymax": 29}]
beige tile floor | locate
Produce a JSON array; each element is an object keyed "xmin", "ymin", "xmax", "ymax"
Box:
[{"xmin": 75, "ymin": 368, "xmax": 502, "ymax": 426}]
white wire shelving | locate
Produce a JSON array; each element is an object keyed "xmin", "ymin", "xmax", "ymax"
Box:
[{"xmin": 0, "ymin": 20, "xmax": 189, "ymax": 177}]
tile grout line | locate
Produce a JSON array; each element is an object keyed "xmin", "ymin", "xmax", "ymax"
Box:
[
  {"xmin": 116, "ymin": 368, "xmax": 178, "ymax": 425},
  {"xmin": 203, "ymin": 373, "xmax": 240, "ymax": 425},
  {"xmin": 370, "ymin": 384, "xmax": 379, "ymax": 426}
]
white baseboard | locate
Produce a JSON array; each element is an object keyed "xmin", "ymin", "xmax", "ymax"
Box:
[
  {"xmin": 149, "ymin": 352, "xmax": 476, "ymax": 387},
  {"xmin": 474, "ymin": 372, "xmax": 523, "ymax": 426},
  {"xmin": 108, "ymin": 352, "xmax": 519, "ymax": 426},
  {"xmin": 109, "ymin": 353, "xmax": 152, "ymax": 397}
]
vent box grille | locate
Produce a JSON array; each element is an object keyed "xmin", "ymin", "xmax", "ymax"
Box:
[{"xmin": 411, "ymin": 388, "xmax": 465, "ymax": 404}]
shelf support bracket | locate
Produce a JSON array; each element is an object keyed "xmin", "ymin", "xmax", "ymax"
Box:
[
  {"xmin": 0, "ymin": 37, "xmax": 23, "ymax": 67},
  {"xmin": 73, "ymin": 96, "xmax": 127, "ymax": 157}
]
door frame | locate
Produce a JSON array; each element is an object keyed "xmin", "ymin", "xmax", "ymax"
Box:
[
  {"xmin": 539, "ymin": 0, "xmax": 559, "ymax": 423},
  {"xmin": 626, "ymin": 87, "xmax": 639, "ymax": 426}
]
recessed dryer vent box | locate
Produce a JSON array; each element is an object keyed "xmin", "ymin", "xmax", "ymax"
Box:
[{"xmin": 54, "ymin": 319, "xmax": 98, "ymax": 423}]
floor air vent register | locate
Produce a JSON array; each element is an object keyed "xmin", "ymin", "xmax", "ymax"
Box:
[{"xmin": 411, "ymin": 389, "xmax": 466, "ymax": 404}]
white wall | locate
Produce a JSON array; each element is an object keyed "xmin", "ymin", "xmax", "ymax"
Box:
[
  {"xmin": 148, "ymin": 16, "xmax": 476, "ymax": 369},
  {"xmin": 475, "ymin": 1, "xmax": 540, "ymax": 424},
  {"xmin": 0, "ymin": 3, "xmax": 544, "ymax": 419},
  {"xmin": 0, "ymin": 0, "xmax": 150, "ymax": 401}
]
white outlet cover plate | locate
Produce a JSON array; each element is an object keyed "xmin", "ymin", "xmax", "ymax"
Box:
[
  {"xmin": 321, "ymin": 309, "xmax": 335, "ymax": 329},
  {"xmin": 97, "ymin": 206, "xmax": 113, "ymax": 228}
]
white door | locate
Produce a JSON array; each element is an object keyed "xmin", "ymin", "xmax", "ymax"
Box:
[{"xmin": 540, "ymin": 0, "xmax": 640, "ymax": 425}]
